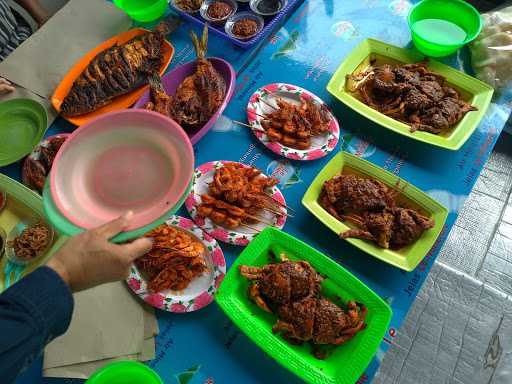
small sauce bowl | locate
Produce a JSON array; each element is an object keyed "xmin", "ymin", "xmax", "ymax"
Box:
[
  {"xmin": 249, "ymin": 0, "xmax": 287, "ymax": 17},
  {"xmin": 200, "ymin": 0, "xmax": 238, "ymax": 25},
  {"xmin": 5, "ymin": 221, "xmax": 54, "ymax": 266},
  {"xmin": 225, "ymin": 12, "xmax": 264, "ymax": 41},
  {"xmin": 170, "ymin": 0, "xmax": 204, "ymax": 14}
]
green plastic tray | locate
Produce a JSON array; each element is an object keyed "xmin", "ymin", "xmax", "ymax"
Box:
[
  {"xmin": 215, "ymin": 227, "xmax": 392, "ymax": 384},
  {"xmin": 42, "ymin": 177, "xmax": 192, "ymax": 243},
  {"xmin": 302, "ymin": 152, "xmax": 448, "ymax": 271},
  {"xmin": 0, "ymin": 173, "xmax": 66, "ymax": 292},
  {"xmin": 327, "ymin": 39, "xmax": 494, "ymax": 150}
]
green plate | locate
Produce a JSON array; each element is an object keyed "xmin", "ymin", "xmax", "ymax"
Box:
[
  {"xmin": 215, "ymin": 227, "xmax": 392, "ymax": 384},
  {"xmin": 0, "ymin": 99, "xmax": 48, "ymax": 166},
  {"xmin": 42, "ymin": 177, "xmax": 193, "ymax": 243},
  {"xmin": 0, "ymin": 173, "xmax": 65, "ymax": 292},
  {"xmin": 326, "ymin": 39, "xmax": 494, "ymax": 150},
  {"xmin": 302, "ymin": 151, "xmax": 448, "ymax": 272}
]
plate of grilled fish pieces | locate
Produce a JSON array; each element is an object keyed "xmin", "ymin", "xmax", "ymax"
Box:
[
  {"xmin": 327, "ymin": 39, "xmax": 493, "ymax": 151},
  {"xmin": 52, "ymin": 24, "xmax": 174, "ymax": 126},
  {"xmin": 302, "ymin": 151, "xmax": 448, "ymax": 272}
]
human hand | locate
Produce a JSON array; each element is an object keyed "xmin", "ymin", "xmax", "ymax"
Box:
[
  {"xmin": 47, "ymin": 212, "xmax": 153, "ymax": 292},
  {"xmin": 0, "ymin": 78, "xmax": 14, "ymax": 94}
]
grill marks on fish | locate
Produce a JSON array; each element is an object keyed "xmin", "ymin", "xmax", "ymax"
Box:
[{"xmin": 60, "ymin": 26, "xmax": 167, "ymax": 117}]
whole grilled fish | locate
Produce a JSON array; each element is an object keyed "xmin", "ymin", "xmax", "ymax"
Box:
[{"xmin": 60, "ymin": 23, "xmax": 169, "ymax": 117}]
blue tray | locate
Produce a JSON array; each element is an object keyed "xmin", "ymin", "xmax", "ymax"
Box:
[{"xmin": 171, "ymin": 0, "xmax": 303, "ymax": 49}]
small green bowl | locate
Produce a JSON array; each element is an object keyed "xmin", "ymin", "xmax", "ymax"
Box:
[
  {"xmin": 86, "ymin": 361, "xmax": 162, "ymax": 384},
  {"xmin": 408, "ymin": 0, "xmax": 482, "ymax": 57},
  {"xmin": 113, "ymin": 0, "xmax": 168, "ymax": 22}
]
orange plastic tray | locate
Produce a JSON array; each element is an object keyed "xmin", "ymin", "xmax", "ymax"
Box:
[{"xmin": 51, "ymin": 28, "xmax": 174, "ymax": 126}]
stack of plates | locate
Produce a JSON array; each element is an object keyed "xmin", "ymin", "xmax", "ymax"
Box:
[{"xmin": 43, "ymin": 110, "xmax": 194, "ymax": 242}]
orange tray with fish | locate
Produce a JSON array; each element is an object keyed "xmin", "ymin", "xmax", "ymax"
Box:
[{"xmin": 51, "ymin": 26, "xmax": 174, "ymax": 126}]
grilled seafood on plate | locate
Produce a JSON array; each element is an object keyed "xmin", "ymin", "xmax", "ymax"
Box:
[
  {"xmin": 346, "ymin": 60, "xmax": 477, "ymax": 134},
  {"xmin": 60, "ymin": 23, "xmax": 169, "ymax": 117},
  {"xmin": 259, "ymin": 95, "xmax": 331, "ymax": 150},
  {"xmin": 240, "ymin": 256, "xmax": 322, "ymax": 312},
  {"xmin": 23, "ymin": 135, "xmax": 67, "ymax": 194},
  {"xmin": 319, "ymin": 173, "xmax": 434, "ymax": 249},
  {"xmin": 144, "ymin": 25, "xmax": 226, "ymax": 132},
  {"xmin": 240, "ymin": 252, "xmax": 367, "ymax": 359},
  {"xmin": 136, "ymin": 224, "xmax": 207, "ymax": 292},
  {"xmin": 196, "ymin": 162, "xmax": 286, "ymax": 230}
]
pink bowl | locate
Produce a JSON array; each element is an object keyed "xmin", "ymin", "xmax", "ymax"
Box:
[
  {"xmin": 133, "ymin": 57, "xmax": 236, "ymax": 145},
  {"xmin": 50, "ymin": 110, "xmax": 194, "ymax": 231}
]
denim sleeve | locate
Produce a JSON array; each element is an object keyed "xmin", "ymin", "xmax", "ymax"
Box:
[{"xmin": 0, "ymin": 266, "xmax": 74, "ymax": 384}]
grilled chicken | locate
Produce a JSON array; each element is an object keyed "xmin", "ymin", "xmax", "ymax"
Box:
[{"xmin": 60, "ymin": 23, "xmax": 169, "ymax": 117}]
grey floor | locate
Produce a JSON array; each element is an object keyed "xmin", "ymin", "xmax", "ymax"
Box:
[
  {"xmin": 374, "ymin": 131, "xmax": 512, "ymax": 384},
  {"xmin": 36, "ymin": 1, "xmax": 512, "ymax": 382}
]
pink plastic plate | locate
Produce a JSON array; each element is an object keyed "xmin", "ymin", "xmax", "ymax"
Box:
[
  {"xmin": 185, "ymin": 160, "xmax": 287, "ymax": 246},
  {"xmin": 133, "ymin": 57, "xmax": 236, "ymax": 145},
  {"xmin": 50, "ymin": 110, "xmax": 194, "ymax": 231},
  {"xmin": 247, "ymin": 83, "xmax": 340, "ymax": 161},
  {"xmin": 126, "ymin": 215, "xmax": 226, "ymax": 313}
]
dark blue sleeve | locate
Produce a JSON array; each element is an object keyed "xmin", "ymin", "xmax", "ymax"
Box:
[{"xmin": 0, "ymin": 266, "xmax": 74, "ymax": 384}]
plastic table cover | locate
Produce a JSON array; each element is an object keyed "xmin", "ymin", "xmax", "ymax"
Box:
[{"xmin": 2, "ymin": 0, "xmax": 511, "ymax": 383}]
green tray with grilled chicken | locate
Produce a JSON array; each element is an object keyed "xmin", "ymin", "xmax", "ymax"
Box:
[
  {"xmin": 215, "ymin": 227, "xmax": 392, "ymax": 384},
  {"xmin": 326, "ymin": 38, "xmax": 493, "ymax": 150},
  {"xmin": 302, "ymin": 151, "xmax": 448, "ymax": 272}
]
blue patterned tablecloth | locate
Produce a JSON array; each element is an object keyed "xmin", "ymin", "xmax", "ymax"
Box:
[{"xmin": 3, "ymin": 1, "xmax": 512, "ymax": 383}]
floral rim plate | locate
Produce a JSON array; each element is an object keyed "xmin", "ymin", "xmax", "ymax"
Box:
[
  {"xmin": 247, "ymin": 83, "xmax": 340, "ymax": 161},
  {"xmin": 185, "ymin": 161, "xmax": 287, "ymax": 246},
  {"xmin": 126, "ymin": 215, "xmax": 226, "ymax": 313}
]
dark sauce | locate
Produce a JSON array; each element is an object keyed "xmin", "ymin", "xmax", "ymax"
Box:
[{"xmin": 256, "ymin": 0, "xmax": 282, "ymax": 13}]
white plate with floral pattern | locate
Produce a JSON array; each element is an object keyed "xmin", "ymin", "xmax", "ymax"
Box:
[
  {"xmin": 126, "ymin": 215, "xmax": 226, "ymax": 313},
  {"xmin": 185, "ymin": 160, "xmax": 287, "ymax": 246},
  {"xmin": 247, "ymin": 83, "xmax": 340, "ymax": 161}
]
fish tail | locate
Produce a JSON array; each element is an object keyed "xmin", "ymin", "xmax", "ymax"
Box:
[{"xmin": 189, "ymin": 24, "xmax": 208, "ymax": 59}]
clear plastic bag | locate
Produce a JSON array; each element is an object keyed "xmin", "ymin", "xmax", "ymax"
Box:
[
  {"xmin": 470, "ymin": 3, "xmax": 512, "ymax": 134},
  {"xmin": 470, "ymin": 4, "xmax": 512, "ymax": 91}
]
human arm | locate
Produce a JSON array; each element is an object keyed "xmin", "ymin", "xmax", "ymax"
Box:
[
  {"xmin": 13, "ymin": 0, "xmax": 49, "ymax": 26},
  {"xmin": 0, "ymin": 212, "xmax": 153, "ymax": 383},
  {"xmin": 0, "ymin": 267, "xmax": 73, "ymax": 384}
]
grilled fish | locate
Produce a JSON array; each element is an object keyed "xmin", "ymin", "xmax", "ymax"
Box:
[
  {"xmin": 60, "ymin": 23, "xmax": 169, "ymax": 117},
  {"xmin": 144, "ymin": 25, "xmax": 226, "ymax": 131}
]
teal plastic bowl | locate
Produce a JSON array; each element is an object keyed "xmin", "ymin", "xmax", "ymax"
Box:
[
  {"xmin": 113, "ymin": 0, "xmax": 168, "ymax": 22},
  {"xmin": 86, "ymin": 361, "xmax": 163, "ymax": 384},
  {"xmin": 408, "ymin": 0, "xmax": 482, "ymax": 57}
]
